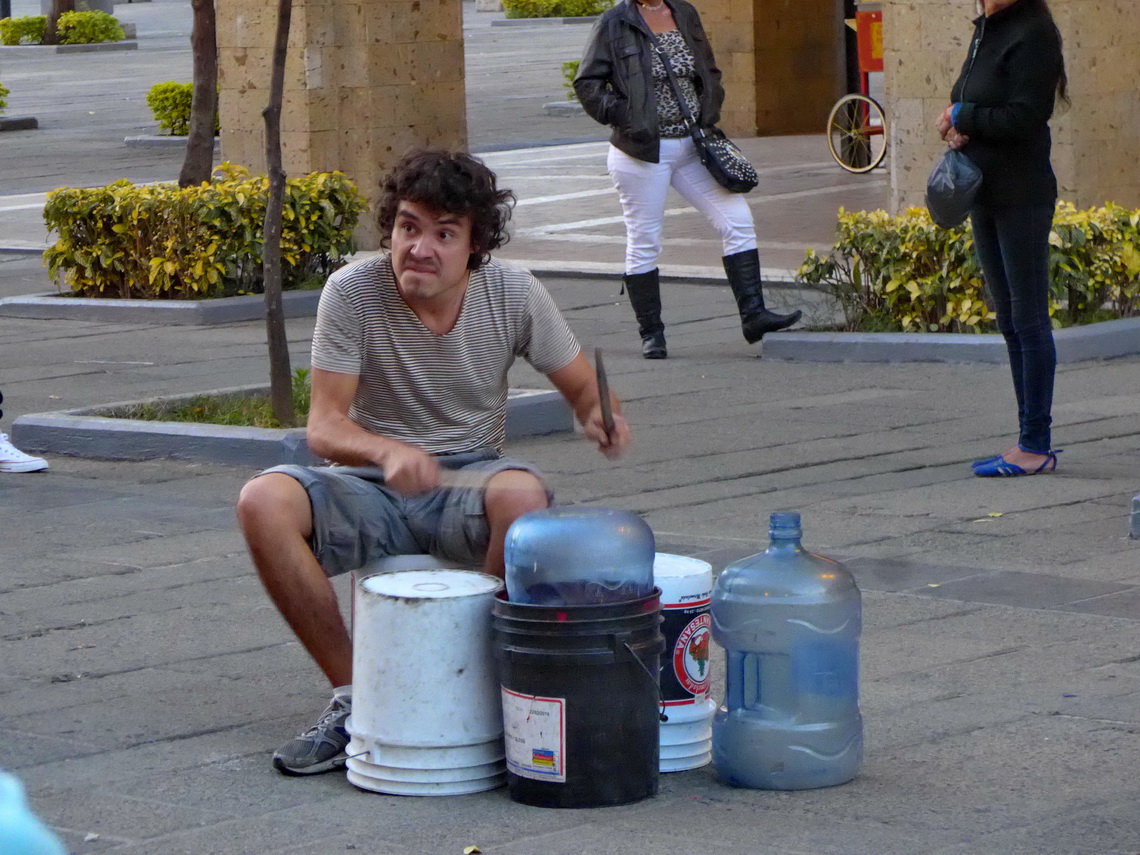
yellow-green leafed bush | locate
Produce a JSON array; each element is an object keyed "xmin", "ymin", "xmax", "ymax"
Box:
[
  {"xmin": 145, "ymin": 81, "xmax": 221, "ymax": 136},
  {"xmin": 799, "ymin": 204, "xmax": 1140, "ymax": 333},
  {"xmin": 0, "ymin": 15, "xmax": 48, "ymax": 45},
  {"xmin": 0, "ymin": 82, "xmax": 8, "ymax": 114},
  {"xmin": 56, "ymin": 10, "xmax": 124, "ymax": 44},
  {"xmin": 1049, "ymin": 201, "xmax": 1140, "ymax": 323},
  {"xmin": 562, "ymin": 60, "xmax": 579, "ymax": 100},
  {"xmin": 503, "ymin": 0, "xmax": 612, "ymax": 19},
  {"xmin": 43, "ymin": 164, "xmax": 368, "ymax": 300}
]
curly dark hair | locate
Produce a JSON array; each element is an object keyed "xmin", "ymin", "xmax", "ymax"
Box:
[{"xmin": 376, "ymin": 149, "xmax": 516, "ymax": 270}]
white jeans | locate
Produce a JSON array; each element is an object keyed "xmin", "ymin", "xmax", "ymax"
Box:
[{"xmin": 607, "ymin": 137, "xmax": 757, "ymax": 275}]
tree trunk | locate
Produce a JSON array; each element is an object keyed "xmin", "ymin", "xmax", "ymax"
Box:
[
  {"xmin": 261, "ymin": 0, "xmax": 296, "ymax": 428},
  {"xmin": 179, "ymin": 0, "xmax": 218, "ymax": 188},
  {"xmin": 43, "ymin": 0, "xmax": 75, "ymax": 45}
]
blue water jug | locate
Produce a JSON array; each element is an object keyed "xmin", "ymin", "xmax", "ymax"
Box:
[
  {"xmin": 0, "ymin": 772, "xmax": 67, "ymax": 855},
  {"xmin": 710, "ymin": 511, "xmax": 862, "ymax": 789},
  {"xmin": 504, "ymin": 506, "xmax": 655, "ymax": 605}
]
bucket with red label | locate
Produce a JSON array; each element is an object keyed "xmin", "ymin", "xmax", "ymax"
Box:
[{"xmin": 654, "ymin": 553, "xmax": 716, "ymax": 772}]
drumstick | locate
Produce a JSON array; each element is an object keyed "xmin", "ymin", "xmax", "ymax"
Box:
[{"xmin": 595, "ymin": 347, "xmax": 615, "ymax": 440}]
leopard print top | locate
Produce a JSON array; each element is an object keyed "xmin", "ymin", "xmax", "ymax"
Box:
[{"xmin": 650, "ymin": 29, "xmax": 701, "ymax": 138}]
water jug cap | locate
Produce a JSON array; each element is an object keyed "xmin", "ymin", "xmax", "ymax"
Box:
[{"xmin": 769, "ymin": 511, "xmax": 802, "ymax": 538}]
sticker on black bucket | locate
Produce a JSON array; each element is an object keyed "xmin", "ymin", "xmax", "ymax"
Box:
[{"xmin": 502, "ymin": 688, "xmax": 566, "ymax": 783}]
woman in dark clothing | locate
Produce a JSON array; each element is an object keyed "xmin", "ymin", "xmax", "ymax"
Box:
[
  {"xmin": 574, "ymin": 0, "xmax": 801, "ymax": 359},
  {"xmin": 937, "ymin": 0, "xmax": 1067, "ymax": 477}
]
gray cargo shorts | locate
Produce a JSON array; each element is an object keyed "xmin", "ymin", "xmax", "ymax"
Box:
[{"xmin": 256, "ymin": 448, "xmax": 552, "ymax": 578}]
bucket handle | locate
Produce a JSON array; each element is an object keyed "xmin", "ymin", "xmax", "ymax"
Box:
[{"xmin": 614, "ymin": 634, "xmax": 669, "ymax": 723}]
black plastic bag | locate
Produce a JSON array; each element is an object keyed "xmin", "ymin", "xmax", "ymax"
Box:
[{"xmin": 925, "ymin": 149, "xmax": 982, "ymax": 229}]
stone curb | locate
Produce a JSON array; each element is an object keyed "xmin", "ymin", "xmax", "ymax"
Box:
[
  {"xmin": 0, "ymin": 288, "xmax": 323, "ymax": 325},
  {"xmin": 491, "ymin": 16, "xmax": 598, "ymax": 26},
  {"xmin": 124, "ymin": 135, "xmax": 221, "ymax": 149},
  {"xmin": 762, "ymin": 316, "xmax": 1140, "ymax": 364},
  {"xmin": 0, "ymin": 116, "xmax": 38, "ymax": 132},
  {"xmin": 504, "ymin": 259, "xmax": 801, "ymax": 287},
  {"xmin": 0, "ymin": 267, "xmax": 805, "ymax": 323},
  {"xmin": 542, "ymin": 101, "xmax": 584, "ymax": 117},
  {"xmin": 0, "ymin": 40, "xmax": 138, "ymax": 55},
  {"xmin": 12, "ymin": 386, "xmax": 574, "ymax": 466}
]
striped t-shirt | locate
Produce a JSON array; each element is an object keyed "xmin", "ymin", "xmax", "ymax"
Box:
[{"xmin": 310, "ymin": 254, "xmax": 581, "ymax": 455}]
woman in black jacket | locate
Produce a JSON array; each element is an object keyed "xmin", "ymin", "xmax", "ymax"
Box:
[
  {"xmin": 937, "ymin": 0, "xmax": 1067, "ymax": 476},
  {"xmin": 574, "ymin": 0, "xmax": 800, "ymax": 359}
]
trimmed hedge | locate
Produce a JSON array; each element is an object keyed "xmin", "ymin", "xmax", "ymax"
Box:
[
  {"xmin": 0, "ymin": 11, "xmax": 123, "ymax": 44},
  {"xmin": 43, "ymin": 164, "xmax": 368, "ymax": 300},
  {"xmin": 0, "ymin": 81, "xmax": 8, "ymax": 113},
  {"xmin": 57, "ymin": 10, "xmax": 124, "ymax": 44},
  {"xmin": 0, "ymin": 15, "xmax": 48, "ymax": 45},
  {"xmin": 798, "ymin": 203, "xmax": 1140, "ymax": 333},
  {"xmin": 503, "ymin": 0, "xmax": 612, "ymax": 18}
]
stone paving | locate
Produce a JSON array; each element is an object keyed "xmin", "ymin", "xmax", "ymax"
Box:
[{"xmin": 1, "ymin": 2, "xmax": 1138, "ymax": 854}]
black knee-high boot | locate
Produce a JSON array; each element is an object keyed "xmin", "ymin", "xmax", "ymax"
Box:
[
  {"xmin": 723, "ymin": 249, "xmax": 802, "ymax": 344},
  {"xmin": 623, "ymin": 269, "xmax": 667, "ymax": 359}
]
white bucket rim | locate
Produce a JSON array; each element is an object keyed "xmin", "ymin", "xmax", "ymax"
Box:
[
  {"xmin": 347, "ymin": 734, "xmax": 505, "ymax": 770},
  {"xmin": 347, "ymin": 767, "xmax": 506, "ymax": 796},
  {"xmin": 346, "ymin": 755, "xmax": 505, "ymax": 783},
  {"xmin": 652, "ymin": 553, "xmax": 713, "ymax": 579},
  {"xmin": 660, "ymin": 753, "xmax": 712, "ymax": 773},
  {"xmin": 359, "ymin": 569, "xmax": 503, "ymax": 599}
]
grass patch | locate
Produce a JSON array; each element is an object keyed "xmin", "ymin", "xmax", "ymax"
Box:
[{"xmin": 119, "ymin": 369, "xmax": 311, "ymax": 429}]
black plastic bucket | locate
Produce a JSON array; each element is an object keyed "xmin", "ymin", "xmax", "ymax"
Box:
[{"xmin": 492, "ymin": 589, "xmax": 664, "ymax": 808}]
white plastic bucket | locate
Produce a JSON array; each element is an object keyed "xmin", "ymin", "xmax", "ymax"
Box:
[
  {"xmin": 654, "ymin": 553, "xmax": 714, "ymax": 772},
  {"xmin": 349, "ymin": 554, "xmax": 466, "ymax": 631},
  {"xmin": 659, "ymin": 696, "xmax": 717, "ymax": 772},
  {"xmin": 349, "ymin": 569, "xmax": 506, "ymax": 795}
]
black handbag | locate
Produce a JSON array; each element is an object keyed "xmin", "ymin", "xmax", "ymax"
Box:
[{"xmin": 650, "ymin": 33, "xmax": 758, "ymax": 194}]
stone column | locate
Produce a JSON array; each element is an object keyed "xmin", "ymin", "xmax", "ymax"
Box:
[
  {"xmin": 217, "ymin": 0, "xmax": 468, "ymax": 248},
  {"xmin": 882, "ymin": 0, "xmax": 1140, "ymax": 212},
  {"xmin": 701, "ymin": 0, "xmax": 846, "ymax": 137}
]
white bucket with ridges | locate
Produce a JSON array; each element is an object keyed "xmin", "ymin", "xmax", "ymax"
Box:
[
  {"xmin": 654, "ymin": 553, "xmax": 715, "ymax": 772},
  {"xmin": 349, "ymin": 569, "xmax": 506, "ymax": 795}
]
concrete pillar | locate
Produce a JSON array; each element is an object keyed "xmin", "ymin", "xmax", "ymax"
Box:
[
  {"xmin": 701, "ymin": 0, "xmax": 845, "ymax": 137},
  {"xmin": 217, "ymin": 0, "xmax": 468, "ymax": 249},
  {"xmin": 881, "ymin": 0, "xmax": 1140, "ymax": 212}
]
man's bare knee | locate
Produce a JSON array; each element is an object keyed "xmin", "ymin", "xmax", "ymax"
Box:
[
  {"xmin": 237, "ymin": 473, "xmax": 313, "ymax": 540},
  {"xmin": 484, "ymin": 469, "xmax": 549, "ymax": 524}
]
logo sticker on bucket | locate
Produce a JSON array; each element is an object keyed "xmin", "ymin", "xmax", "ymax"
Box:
[
  {"xmin": 673, "ymin": 613, "xmax": 712, "ymax": 698},
  {"xmin": 502, "ymin": 688, "xmax": 566, "ymax": 783}
]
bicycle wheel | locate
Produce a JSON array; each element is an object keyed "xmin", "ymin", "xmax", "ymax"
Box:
[{"xmin": 827, "ymin": 93, "xmax": 888, "ymax": 174}]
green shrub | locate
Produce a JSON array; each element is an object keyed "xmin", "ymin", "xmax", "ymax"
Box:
[
  {"xmin": 0, "ymin": 15, "xmax": 48, "ymax": 45},
  {"xmin": 0, "ymin": 82, "xmax": 8, "ymax": 114},
  {"xmin": 562, "ymin": 60, "xmax": 579, "ymax": 100},
  {"xmin": 43, "ymin": 163, "xmax": 369, "ymax": 300},
  {"xmin": 146, "ymin": 80, "xmax": 225, "ymax": 137},
  {"xmin": 56, "ymin": 10, "xmax": 124, "ymax": 44},
  {"xmin": 146, "ymin": 82, "xmax": 193, "ymax": 135},
  {"xmin": 503, "ymin": 0, "xmax": 612, "ymax": 19},
  {"xmin": 798, "ymin": 204, "xmax": 1140, "ymax": 333}
]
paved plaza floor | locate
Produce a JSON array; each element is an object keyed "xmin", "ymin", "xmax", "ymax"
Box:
[{"xmin": 0, "ymin": 3, "xmax": 1137, "ymax": 854}]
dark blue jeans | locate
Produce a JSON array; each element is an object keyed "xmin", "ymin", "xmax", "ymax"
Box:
[{"xmin": 970, "ymin": 204, "xmax": 1056, "ymax": 455}]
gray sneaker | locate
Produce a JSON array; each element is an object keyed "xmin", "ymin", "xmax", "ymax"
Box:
[{"xmin": 272, "ymin": 694, "xmax": 351, "ymax": 776}]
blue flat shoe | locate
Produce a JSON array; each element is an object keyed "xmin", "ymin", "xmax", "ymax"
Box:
[
  {"xmin": 974, "ymin": 450, "xmax": 1060, "ymax": 478},
  {"xmin": 971, "ymin": 455, "xmax": 1003, "ymax": 469}
]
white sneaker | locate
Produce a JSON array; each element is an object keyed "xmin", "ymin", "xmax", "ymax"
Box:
[{"xmin": 0, "ymin": 434, "xmax": 48, "ymax": 473}]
